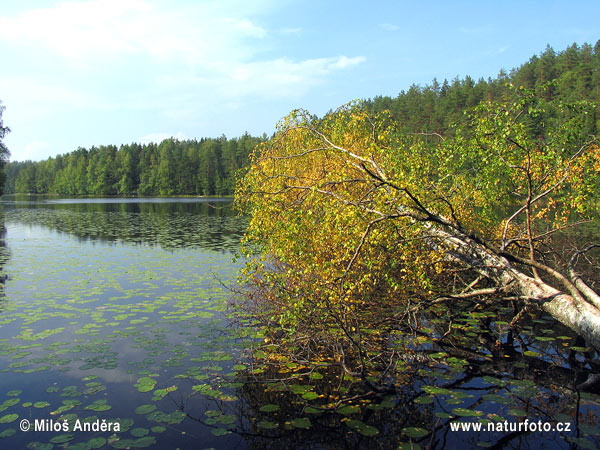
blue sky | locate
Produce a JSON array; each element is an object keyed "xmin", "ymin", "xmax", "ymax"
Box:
[{"xmin": 1, "ymin": 0, "xmax": 599, "ymax": 162}]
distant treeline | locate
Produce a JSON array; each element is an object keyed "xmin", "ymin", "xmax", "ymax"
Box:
[
  {"xmin": 363, "ymin": 41, "xmax": 600, "ymax": 137},
  {"xmin": 5, "ymin": 41, "xmax": 600, "ymax": 196},
  {"xmin": 5, "ymin": 134, "xmax": 263, "ymax": 196}
]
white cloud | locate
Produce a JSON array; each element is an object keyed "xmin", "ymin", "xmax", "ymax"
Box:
[
  {"xmin": 0, "ymin": 1, "xmax": 367, "ymax": 161},
  {"xmin": 327, "ymin": 56, "xmax": 366, "ymax": 70},
  {"xmin": 0, "ymin": 0, "xmax": 363, "ymax": 103},
  {"xmin": 214, "ymin": 56, "xmax": 366, "ymax": 99},
  {"xmin": 0, "ymin": 0, "xmax": 267, "ymax": 66}
]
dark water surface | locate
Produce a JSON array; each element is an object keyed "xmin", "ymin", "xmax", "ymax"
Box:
[
  {"xmin": 0, "ymin": 196, "xmax": 599, "ymax": 450},
  {"xmin": 0, "ymin": 196, "xmax": 255, "ymax": 449}
]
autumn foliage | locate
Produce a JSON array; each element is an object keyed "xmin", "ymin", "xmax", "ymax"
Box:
[{"xmin": 236, "ymin": 89, "xmax": 600, "ymax": 346}]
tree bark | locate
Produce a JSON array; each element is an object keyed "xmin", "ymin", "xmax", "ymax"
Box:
[{"xmin": 429, "ymin": 227, "xmax": 600, "ymax": 350}]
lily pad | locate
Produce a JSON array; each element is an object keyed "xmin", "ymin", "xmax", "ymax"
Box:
[
  {"xmin": 290, "ymin": 417, "xmax": 311, "ymax": 429},
  {"xmin": 130, "ymin": 427, "xmax": 149, "ymax": 437},
  {"xmin": 211, "ymin": 427, "xmax": 229, "ymax": 436},
  {"xmin": 452, "ymin": 408, "xmax": 483, "ymax": 417},
  {"xmin": 49, "ymin": 433, "xmax": 75, "ymax": 444},
  {"xmin": 135, "ymin": 404, "xmax": 157, "ymax": 415},
  {"xmin": 258, "ymin": 420, "xmax": 278, "ymax": 429},
  {"xmin": 402, "ymin": 427, "xmax": 429, "ymax": 438},
  {"xmin": 0, "ymin": 413, "xmax": 18, "ymax": 423}
]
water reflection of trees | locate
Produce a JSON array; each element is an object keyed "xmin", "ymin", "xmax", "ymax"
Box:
[
  {"xmin": 210, "ymin": 300, "xmax": 600, "ymax": 449},
  {"xmin": 0, "ymin": 210, "xmax": 9, "ymax": 307},
  {"xmin": 3, "ymin": 200, "xmax": 247, "ymax": 251}
]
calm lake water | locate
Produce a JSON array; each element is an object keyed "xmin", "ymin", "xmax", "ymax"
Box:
[
  {"xmin": 0, "ymin": 196, "xmax": 254, "ymax": 449},
  {"xmin": 0, "ymin": 196, "xmax": 599, "ymax": 450}
]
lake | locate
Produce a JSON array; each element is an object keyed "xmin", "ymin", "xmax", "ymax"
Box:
[
  {"xmin": 0, "ymin": 196, "xmax": 255, "ymax": 449},
  {"xmin": 0, "ymin": 196, "xmax": 599, "ymax": 450}
]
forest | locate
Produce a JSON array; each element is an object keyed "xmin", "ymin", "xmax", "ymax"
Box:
[
  {"xmin": 4, "ymin": 41, "xmax": 600, "ymax": 197},
  {"xmin": 234, "ymin": 40, "xmax": 600, "ymax": 413},
  {"xmin": 4, "ymin": 134, "xmax": 263, "ymax": 196}
]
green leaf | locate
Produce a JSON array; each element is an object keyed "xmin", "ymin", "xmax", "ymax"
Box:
[
  {"xmin": 290, "ymin": 418, "xmax": 311, "ymax": 429},
  {"xmin": 452, "ymin": 408, "xmax": 483, "ymax": 417},
  {"xmin": 402, "ymin": 427, "xmax": 429, "ymax": 438}
]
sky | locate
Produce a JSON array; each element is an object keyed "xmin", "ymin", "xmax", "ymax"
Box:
[{"xmin": 0, "ymin": 0, "xmax": 599, "ymax": 162}]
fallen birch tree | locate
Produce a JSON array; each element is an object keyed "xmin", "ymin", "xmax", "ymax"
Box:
[{"xmin": 236, "ymin": 89, "xmax": 600, "ymax": 349}]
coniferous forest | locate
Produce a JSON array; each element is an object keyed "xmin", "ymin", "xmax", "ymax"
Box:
[
  {"xmin": 4, "ymin": 134, "xmax": 263, "ymax": 196},
  {"xmin": 4, "ymin": 41, "xmax": 600, "ymax": 196}
]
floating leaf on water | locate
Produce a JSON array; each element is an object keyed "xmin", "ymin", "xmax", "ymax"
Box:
[
  {"xmin": 130, "ymin": 427, "xmax": 149, "ymax": 437},
  {"xmin": 0, "ymin": 413, "xmax": 18, "ymax": 423},
  {"xmin": 302, "ymin": 392, "xmax": 319, "ymax": 401},
  {"xmin": 150, "ymin": 426, "xmax": 166, "ymax": 433},
  {"xmin": 289, "ymin": 384, "xmax": 311, "ymax": 395},
  {"xmin": 49, "ymin": 433, "xmax": 75, "ymax": 444},
  {"xmin": 233, "ymin": 364, "xmax": 246, "ymax": 371},
  {"xmin": 414, "ymin": 396, "xmax": 434, "ymax": 405},
  {"xmin": 34, "ymin": 401, "xmax": 51, "ymax": 408},
  {"xmin": 402, "ymin": 427, "xmax": 429, "ymax": 438},
  {"xmin": 259, "ymin": 404, "xmax": 280, "ymax": 413},
  {"xmin": 345, "ymin": 419, "xmax": 378, "ymax": 436},
  {"xmin": 304, "ymin": 406, "xmax": 323, "ymax": 414},
  {"xmin": 211, "ymin": 427, "xmax": 229, "ymax": 436},
  {"xmin": 85, "ymin": 400, "xmax": 111, "ymax": 412},
  {"xmin": 51, "ymin": 404, "xmax": 74, "ymax": 415},
  {"xmin": 337, "ymin": 405, "xmax": 360, "ymax": 415},
  {"xmin": 422, "ymin": 385, "xmax": 451, "ymax": 396},
  {"xmin": 571, "ymin": 346, "xmax": 590, "ymax": 352},
  {"xmin": 257, "ymin": 420, "xmax": 278, "ymax": 429},
  {"xmin": 452, "ymin": 408, "xmax": 483, "ymax": 417},
  {"xmin": 6, "ymin": 390, "xmax": 22, "ymax": 397},
  {"xmin": 434, "ymin": 412, "xmax": 452, "ymax": 419},
  {"xmin": 135, "ymin": 405, "xmax": 157, "ymax": 415},
  {"xmin": 308, "ymin": 372, "xmax": 323, "ymax": 380},
  {"xmin": 481, "ymin": 376, "xmax": 507, "ymax": 387},
  {"xmin": 446, "ymin": 357, "xmax": 468, "ymax": 366},
  {"xmin": 289, "ymin": 418, "xmax": 311, "ymax": 429},
  {"xmin": 0, "ymin": 428, "xmax": 16, "ymax": 438},
  {"xmin": 3, "ymin": 398, "xmax": 19, "ymax": 407},
  {"xmin": 523, "ymin": 350, "xmax": 540, "ymax": 357},
  {"xmin": 135, "ymin": 377, "xmax": 157, "ymax": 393}
]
